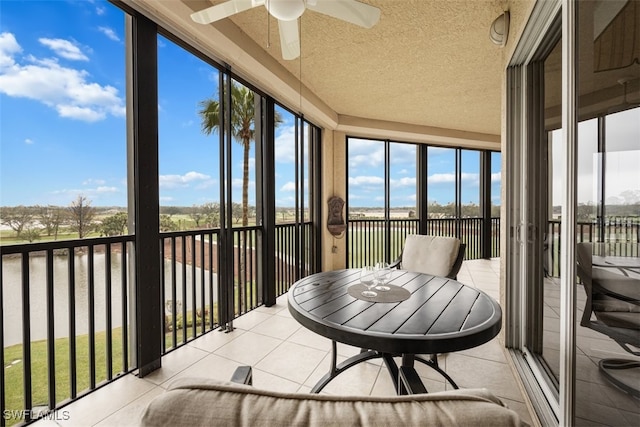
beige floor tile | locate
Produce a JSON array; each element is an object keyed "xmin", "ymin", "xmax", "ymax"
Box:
[
  {"xmin": 370, "ymin": 370, "xmax": 398, "ymax": 396},
  {"xmin": 286, "ymin": 326, "xmax": 333, "ymax": 351},
  {"xmin": 248, "ymin": 314, "xmax": 302, "ymax": 340},
  {"xmin": 141, "ymin": 345, "xmax": 209, "ymax": 385},
  {"xmin": 445, "ymin": 353, "xmax": 525, "ymax": 403},
  {"xmin": 56, "ymin": 375, "xmax": 155, "ymax": 427},
  {"xmin": 500, "ymin": 397, "xmax": 533, "ymax": 426},
  {"xmin": 187, "ymin": 327, "xmax": 246, "ymax": 353},
  {"xmin": 213, "ymin": 330, "xmax": 283, "ymax": 365},
  {"xmin": 254, "ymin": 299, "xmax": 289, "ymax": 315},
  {"xmin": 251, "ymin": 367, "xmax": 305, "ymax": 393},
  {"xmin": 255, "ymin": 341, "xmax": 327, "ymax": 384},
  {"xmin": 94, "ymin": 386, "xmax": 165, "ymax": 427},
  {"xmin": 319, "ymin": 359, "xmax": 382, "ymax": 396},
  {"xmin": 170, "ymin": 352, "xmax": 243, "ymax": 384},
  {"xmin": 455, "ymin": 337, "xmax": 508, "ymax": 364},
  {"xmin": 230, "ymin": 310, "xmax": 273, "ymax": 330}
]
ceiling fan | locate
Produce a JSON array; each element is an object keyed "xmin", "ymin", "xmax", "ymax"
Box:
[{"xmin": 190, "ymin": 0, "xmax": 381, "ymax": 60}]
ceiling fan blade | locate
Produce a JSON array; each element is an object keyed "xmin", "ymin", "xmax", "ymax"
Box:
[
  {"xmin": 191, "ymin": 0, "xmax": 259, "ymax": 24},
  {"xmin": 306, "ymin": 0, "xmax": 380, "ymax": 28},
  {"xmin": 278, "ymin": 19, "xmax": 300, "ymax": 60}
]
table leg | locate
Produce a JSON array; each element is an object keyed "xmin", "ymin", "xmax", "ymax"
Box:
[
  {"xmin": 311, "ymin": 341, "xmax": 383, "ymax": 393},
  {"xmin": 398, "ymin": 354, "xmax": 428, "ymax": 395}
]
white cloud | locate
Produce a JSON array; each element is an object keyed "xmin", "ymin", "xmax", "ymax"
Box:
[
  {"xmin": 51, "ymin": 186, "xmax": 118, "ymax": 200},
  {"xmin": 24, "ymin": 138, "xmax": 34, "ymax": 144},
  {"xmin": 390, "ymin": 176, "xmax": 415, "ymax": 188},
  {"xmin": 274, "ymin": 125, "xmax": 296, "ymax": 163},
  {"xmin": 159, "ymin": 171, "xmax": 213, "ymax": 189},
  {"xmin": 428, "ymin": 173, "xmax": 455, "ymax": 184},
  {"xmin": 57, "ymin": 104, "xmax": 106, "ymax": 121},
  {"xmin": 281, "ymin": 181, "xmax": 296, "ymax": 192},
  {"xmin": 94, "ymin": 4, "xmax": 106, "ymax": 16},
  {"xmin": 39, "ymin": 38, "xmax": 89, "ymax": 61},
  {"xmin": 83, "ymin": 178, "xmax": 106, "ymax": 186},
  {"xmin": 491, "ymin": 172, "xmax": 501, "ymax": 183},
  {"xmin": 348, "ymin": 139, "xmax": 385, "ymax": 168},
  {"xmin": 279, "ymin": 179, "xmax": 308, "ymax": 192},
  {"xmin": 95, "ymin": 186, "xmax": 118, "ymax": 193},
  {"xmin": 0, "ymin": 33, "xmax": 21, "ymax": 67},
  {"xmin": 461, "ymin": 172, "xmax": 479, "ymax": 185},
  {"xmin": 98, "ymin": 27, "xmax": 120, "ymax": 42},
  {"xmin": 349, "ymin": 175, "xmax": 384, "ymax": 186},
  {"xmin": 0, "ymin": 32, "xmax": 124, "ymax": 122}
]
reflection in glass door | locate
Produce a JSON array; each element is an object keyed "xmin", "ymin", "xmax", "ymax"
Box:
[
  {"xmin": 511, "ymin": 1, "xmax": 640, "ymax": 424},
  {"xmin": 573, "ymin": 1, "xmax": 640, "ymax": 423}
]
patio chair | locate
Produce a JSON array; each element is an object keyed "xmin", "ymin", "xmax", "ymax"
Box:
[
  {"xmin": 141, "ymin": 366, "xmax": 528, "ymax": 426},
  {"xmin": 575, "ymin": 242, "xmax": 640, "ymax": 398},
  {"xmin": 390, "ymin": 234, "xmax": 465, "ymax": 280},
  {"xmin": 385, "ymin": 235, "xmax": 465, "ymax": 382}
]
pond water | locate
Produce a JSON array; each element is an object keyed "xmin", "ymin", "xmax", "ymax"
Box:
[{"xmin": 2, "ymin": 254, "xmax": 216, "ymax": 347}]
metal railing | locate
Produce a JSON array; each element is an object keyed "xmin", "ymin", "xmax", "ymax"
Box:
[
  {"xmin": 1, "ymin": 236, "xmax": 135, "ymax": 425},
  {"xmin": 1, "ymin": 222, "xmax": 312, "ymax": 426},
  {"xmin": 274, "ymin": 222, "xmax": 313, "ymax": 296},
  {"xmin": 546, "ymin": 217, "xmax": 639, "ymax": 277},
  {"xmin": 347, "ymin": 217, "xmax": 501, "ymax": 268}
]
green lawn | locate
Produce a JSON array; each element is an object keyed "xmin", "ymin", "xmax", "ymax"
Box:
[
  {"xmin": 4, "ymin": 329, "xmax": 125, "ymax": 426},
  {"xmin": 3, "ymin": 311, "xmax": 218, "ymax": 427}
]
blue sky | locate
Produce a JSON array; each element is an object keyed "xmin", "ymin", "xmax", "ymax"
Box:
[{"xmin": 0, "ymin": 0, "xmax": 499, "ymax": 209}]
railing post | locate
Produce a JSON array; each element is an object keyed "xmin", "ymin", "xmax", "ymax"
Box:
[
  {"xmin": 480, "ymin": 151, "xmax": 492, "ymax": 259},
  {"xmin": 129, "ymin": 14, "xmax": 161, "ymax": 376},
  {"xmin": 261, "ymin": 98, "xmax": 277, "ymax": 306}
]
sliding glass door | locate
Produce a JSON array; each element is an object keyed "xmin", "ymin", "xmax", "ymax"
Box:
[{"xmin": 506, "ymin": 1, "xmax": 639, "ymax": 425}]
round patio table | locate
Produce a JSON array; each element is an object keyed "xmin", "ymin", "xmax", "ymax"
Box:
[{"xmin": 288, "ymin": 268, "xmax": 502, "ymax": 394}]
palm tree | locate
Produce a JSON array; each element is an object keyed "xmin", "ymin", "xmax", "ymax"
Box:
[{"xmin": 198, "ymin": 82, "xmax": 282, "ymax": 226}]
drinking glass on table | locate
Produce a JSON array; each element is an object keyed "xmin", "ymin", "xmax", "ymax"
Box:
[
  {"xmin": 374, "ymin": 262, "xmax": 391, "ymax": 291},
  {"xmin": 360, "ymin": 266, "xmax": 377, "ymax": 297}
]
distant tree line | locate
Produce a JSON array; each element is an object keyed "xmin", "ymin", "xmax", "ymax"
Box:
[
  {"xmin": 0, "ymin": 195, "xmax": 117, "ymax": 242},
  {"xmin": 348, "ymin": 202, "xmax": 501, "ymax": 219},
  {"xmin": 0, "ymin": 198, "xmax": 270, "ymax": 243}
]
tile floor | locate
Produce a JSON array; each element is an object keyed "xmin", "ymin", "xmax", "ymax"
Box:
[
  {"xmin": 33, "ymin": 259, "xmax": 537, "ymax": 426},
  {"xmin": 542, "ymin": 275, "xmax": 640, "ymax": 426}
]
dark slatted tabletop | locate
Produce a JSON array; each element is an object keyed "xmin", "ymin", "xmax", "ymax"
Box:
[{"xmin": 288, "ymin": 269, "xmax": 502, "ymax": 355}]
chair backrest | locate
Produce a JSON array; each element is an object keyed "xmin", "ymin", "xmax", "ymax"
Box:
[
  {"xmin": 576, "ymin": 242, "xmax": 640, "ymax": 335},
  {"xmin": 401, "ymin": 235, "xmax": 464, "ymax": 279}
]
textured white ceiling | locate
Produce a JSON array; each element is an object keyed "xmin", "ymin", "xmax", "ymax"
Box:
[{"xmin": 149, "ymin": 0, "xmax": 533, "ymax": 140}]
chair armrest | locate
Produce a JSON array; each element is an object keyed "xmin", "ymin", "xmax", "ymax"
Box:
[
  {"xmin": 389, "ymin": 257, "xmax": 401, "ymax": 269},
  {"xmin": 230, "ymin": 366, "xmax": 253, "ymax": 385}
]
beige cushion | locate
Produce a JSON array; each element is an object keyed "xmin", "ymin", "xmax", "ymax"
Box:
[
  {"xmin": 401, "ymin": 235, "xmax": 461, "ymax": 277},
  {"xmin": 141, "ymin": 377, "xmax": 527, "ymax": 427}
]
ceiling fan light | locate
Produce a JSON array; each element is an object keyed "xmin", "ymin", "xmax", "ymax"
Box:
[{"xmin": 266, "ymin": 0, "xmax": 305, "ymax": 21}]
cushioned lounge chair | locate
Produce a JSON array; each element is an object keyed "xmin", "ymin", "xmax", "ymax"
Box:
[{"xmin": 141, "ymin": 366, "xmax": 528, "ymax": 426}]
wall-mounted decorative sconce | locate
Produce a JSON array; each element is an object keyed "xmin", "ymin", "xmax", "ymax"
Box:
[
  {"xmin": 327, "ymin": 196, "xmax": 346, "ymax": 238},
  {"xmin": 490, "ymin": 11, "xmax": 510, "ymax": 46}
]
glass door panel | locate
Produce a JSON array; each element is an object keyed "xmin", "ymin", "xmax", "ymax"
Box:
[{"xmin": 574, "ymin": 1, "xmax": 640, "ymax": 424}]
